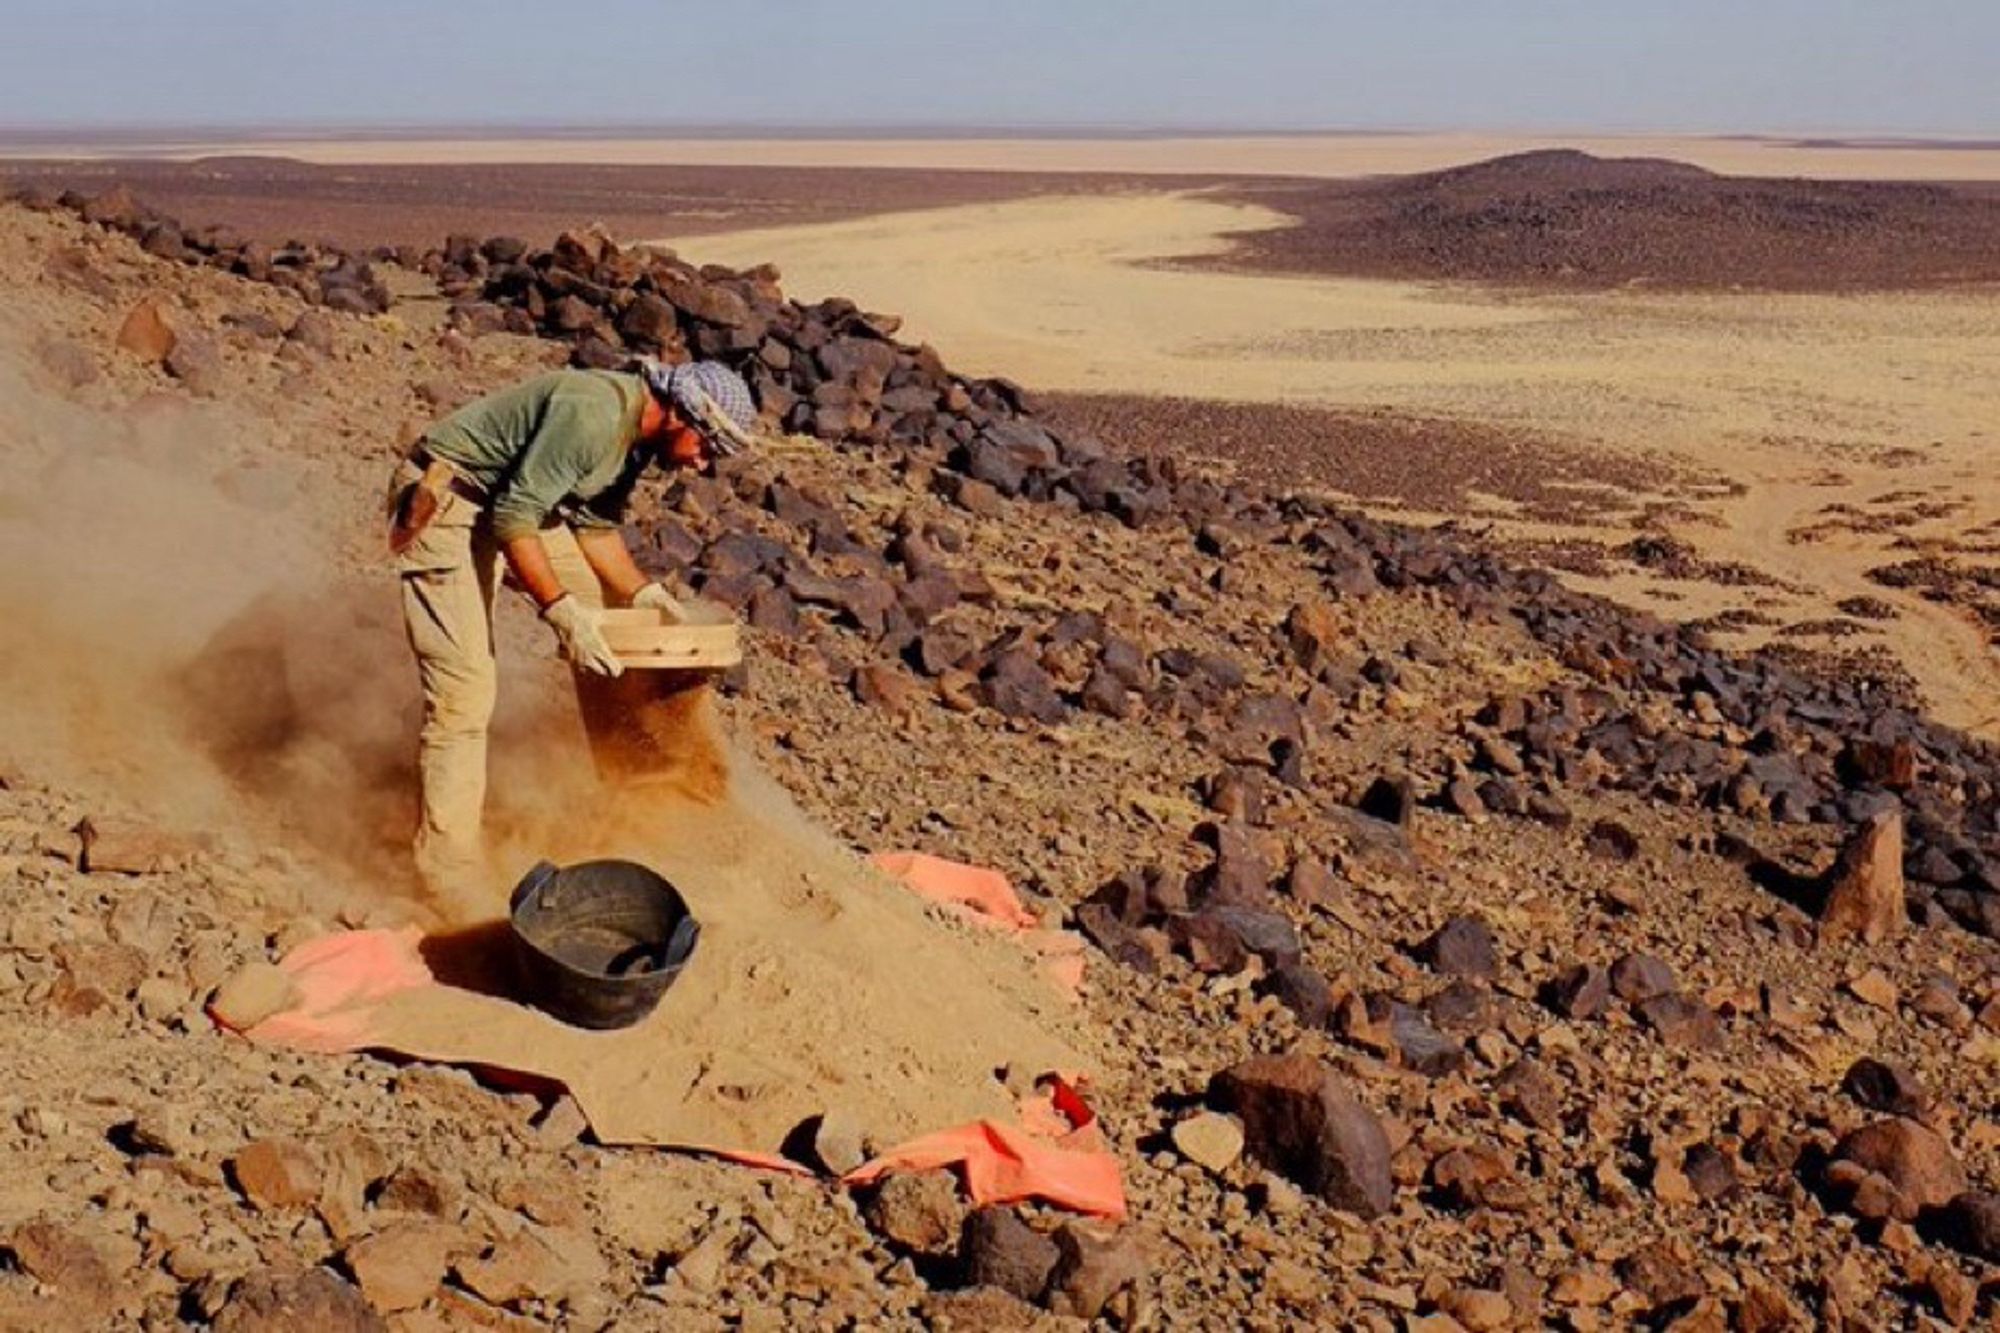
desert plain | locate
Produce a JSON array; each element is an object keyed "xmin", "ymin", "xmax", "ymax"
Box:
[{"xmin": 0, "ymin": 130, "xmax": 1996, "ymax": 1329}]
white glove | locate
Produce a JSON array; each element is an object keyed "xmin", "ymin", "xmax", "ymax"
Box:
[
  {"xmin": 631, "ymin": 581, "xmax": 687, "ymax": 622},
  {"xmin": 541, "ymin": 595, "xmax": 624, "ymax": 677}
]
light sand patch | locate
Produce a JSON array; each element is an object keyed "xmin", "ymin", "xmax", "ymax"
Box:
[
  {"xmin": 687, "ymin": 191, "xmax": 2000, "ymax": 733},
  {"xmin": 16, "ymin": 131, "xmax": 2000, "ymax": 181}
]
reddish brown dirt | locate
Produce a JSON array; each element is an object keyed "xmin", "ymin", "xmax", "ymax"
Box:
[
  {"xmin": 0, "ymin": 156, "xmax": 1223, "ymax": 251},
  {"xmin": 1039, "ymin": 391, "xmax": 1698, "ymax": 525}
]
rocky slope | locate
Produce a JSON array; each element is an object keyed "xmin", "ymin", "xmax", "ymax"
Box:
[{"xmin": 0, "ymin": 191, "xmax": 1994, "ymax": 1330}]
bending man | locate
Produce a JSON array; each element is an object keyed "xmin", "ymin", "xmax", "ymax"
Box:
[{"xmin": 385, "ymin": 358, "xmax": 756, "ymax": 911}]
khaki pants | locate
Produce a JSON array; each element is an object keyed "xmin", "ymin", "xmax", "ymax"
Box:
[{"xmin": 386, "ymin": 461, "xmax": 600, "ymax": 897}]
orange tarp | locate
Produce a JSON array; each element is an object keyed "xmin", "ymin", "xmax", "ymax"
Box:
[{"xmin": 216, "ymin": 852, "xmax": 1122, "ymax": 1217}]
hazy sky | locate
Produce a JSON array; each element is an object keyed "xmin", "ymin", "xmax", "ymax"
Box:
[{"xmin": 3, "ymin": 0, "xmax": 1995, "ymax": 135}]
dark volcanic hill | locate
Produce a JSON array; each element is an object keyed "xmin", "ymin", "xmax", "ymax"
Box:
[{"xmin": 1215, "ymin": 149, "xmax": 2000, "ymax": 290}]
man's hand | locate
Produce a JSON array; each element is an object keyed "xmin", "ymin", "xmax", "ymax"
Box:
[
  {"xmin": 541, "ymin": 595, "xmax": 624, "ymax": 677},
  {"xmin": 631, "ymin": 581, "xmax": 687, "ymax": 622}
]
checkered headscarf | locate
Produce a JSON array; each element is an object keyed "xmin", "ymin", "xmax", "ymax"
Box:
[{"xmin": 640, "ymin": 359, "xmax": 758, "ymax": 455}]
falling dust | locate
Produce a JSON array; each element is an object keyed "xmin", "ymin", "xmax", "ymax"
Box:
[
  {"xmin": 0, "ymin": 322, "xmax": 1096, "ymax": 1148},
  {"xmin": 0, "ymin": 326, "xmax": 429, "ymax": 912}
]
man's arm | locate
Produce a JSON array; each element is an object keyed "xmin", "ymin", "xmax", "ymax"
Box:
[
  {"xmin": 571, "ymin": 527, "xmax": 652, "ymax": 606},
  {"xmin": 501, "ymin": 535, "xmax": 571, "ymax": 610}
]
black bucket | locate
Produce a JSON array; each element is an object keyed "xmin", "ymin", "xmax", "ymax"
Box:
[{"xmin": 508, "ymin": 859, "xmax": 700, "ymax": 1030}]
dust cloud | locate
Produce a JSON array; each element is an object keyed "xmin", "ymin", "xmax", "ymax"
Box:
[{"xmin": 0, "ymin": 333, "xmax": 424, "ymax": 902}]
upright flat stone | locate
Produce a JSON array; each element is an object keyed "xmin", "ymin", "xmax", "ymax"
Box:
[
  {"xmin": 1208, "ymin": 1052, "xmax": 1394, "ymax": 1217},
  {"xmin": 1817, "ymin": 809, "xmax": 1907, "ymax": 945}
]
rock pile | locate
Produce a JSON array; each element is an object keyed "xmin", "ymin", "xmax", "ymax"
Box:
[
  {"xmin": 420, "ymin": 224, "xmax": 1196, "ymax": 529},
  {"xmin": 13, "ymin": 182, "xmax": 392, "ymax": 314}
]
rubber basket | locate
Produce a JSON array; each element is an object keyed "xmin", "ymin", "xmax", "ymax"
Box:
[{"xmin": 508, "ymin": 859, "xmax": 700, "ymax": 1030}]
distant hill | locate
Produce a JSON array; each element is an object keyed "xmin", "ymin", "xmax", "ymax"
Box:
[{"xmin": 1217, "ymin": 149, "xmax": 2000, "ymax": 289}]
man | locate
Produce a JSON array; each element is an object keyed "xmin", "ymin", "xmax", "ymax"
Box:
[{"xmin": 386, "ymin": 358, "xmax": 757, "ymax": 907}]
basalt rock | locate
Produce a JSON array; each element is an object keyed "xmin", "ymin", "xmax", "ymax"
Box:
[
  {"xmin": 1828, "ymin": 1117, "xmax": 1967, "ymax": 1221},
  {"xmin": 1208, "ymin": 1053, "xmax": 1394, "ymax": 1217},
  {"xmin": 1413, "ymin": 915, "xmax": 1498, "ymax": 979}
]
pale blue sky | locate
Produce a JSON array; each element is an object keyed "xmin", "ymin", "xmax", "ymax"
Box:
[{"xmin": 3, "ymin": 0, "xmax": 1995, "ymax": 135}]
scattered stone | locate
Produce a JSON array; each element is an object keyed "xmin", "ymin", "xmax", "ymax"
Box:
[
  {"xmin": 1608, "ymin": 952, "xmax": 1677, "ymax": 1004},
  {"xmin": 1919, "ymin": 1259, "xmax": 1978, "ymax": 1327},
  {"xmin": 1844, "ymin": 968, "xmax": 1898, "ymax": 1011},
  {"xmin": 1841, "ymin": 1057, "xmax": 1927, "ymax": 1117},
  {"xmin": 1542, "ymin": 962, "xmax": 1612, "ymax": 1019},
  {"xmin": 1584, "ymin": 819, "xmax": 1640, "ymax": 861},
  {"xmin": 1829, "ymin": 1117, "xmax": 1967, "ymax": 1219},
  {"xmin": 1424, "ymin": 979, "xmax": 1493, "ymax": 1032},
  {"xmin": 1681, "ymin": 1142, "xmax": 1739, "ymax": 1201},
  {"xmin": 1171, "ymin": 904, "xmax": 1300, "ymax": 973},
  {"xmin": 286, "ymin": 309, "xmax": 338, "ymax": 355},
  {"xmin": 231, "ymin": 1137, "xmax": 323, "ymax": 1210},
  {"xmin": 1284, "ymin": 600, "xmax": 1342, "ymax": 672},
  {"xmin": 1437, "ymin": 1287, "xmax": 1512, "ymax": 1331},
  {"xmin": 1430, "ymin": 1145, "xmax": 1529, "ymax": 1212},
  {"xmin": 1816, "ymin": 808, "xmax": 1907, "ymax": 945},
  {"xmin": 374, "ymin": 1164, "xmax": 457, "ymax": 1219},
  {"xmin": 1634, "ymin": 993, "xmax": 1723, "ymax": 1049},
  {"xmin": 1170, "ymin": 1112, "xmax": 1245, "ymax": 1174},
  {"xmin": 1261, "ymin": 963, "xmax": 1337, "ymax": 1027},
  {"xmin": 805, "ymin": 1108, "xmax": 868, "ymax": 1176},
  {"xmin": 1283, "ymin": 858, "xmax": 1344, "ymax": 911},
  {"xmin": 1209, "ymin": 1052, "xmax": 1394, "ymax": 1217},
  {"xmin": 0, "ymin": 1220, "xmax": 113, "ymax": 1303},
  {"xmin": 1734, "ymin": 1275, "xmax": 1806, "ymax": 1330},
  {"xmin": 208, "ymin": 962, "xmax": 300, "ymax": 1030},
  {"xmin": 852, "ymin": 662, "xmax": 917, "ymax": 714},
  {"xmin": 453, "ymin": 1231, "xmax": 577, "ymax": 1310},
  {"xmin": 114, "ymin": 296, "xmax": 176, "ymax": 363},
  {"xmin": 863, "ymin": 1171, "xmax": 964, "ymax": 1255},
  {"xmin": 1043, "ymin": 1222, "xmax": 1146, "ymax": 1321},
  {"xmin": 666, "ymin": 1223, "xmax": 736, "ymax": 1294},
  {"xmin": 1494, "ymin": 1057, "xmax": 1563, "ymax": 1132},
  {"xmin": 1549, "ymin": 1266, "xmax": 1619, "ymax": 1308},
  {"xmin": 1617, "ymin": 1238, "xmax": 1705, "ymax": 1309},
  {"xmin": 958, "ymin": 1208, "xmax": 1059, "ymax": 1302},
  {"xmin": 1414, "ymin": 915, "xmax": 1498, "ymax": 979},
  {"xmin": 1382, "ymin": 1001, "xmax": 1466, "ymax": 1076},
  {"xmin": 1935, "ymin": 1190, "xmax": 1999, "ymax": 1262},
  {"xmin": 213, "ymin": 1268, "xmax": 384, "ymax": 1333},
  {"xmin": 342, "ymin": 1223, "xmax": 460, "ymax": 1314},
  {"xmin": 165, "ymin": 334, "xmax": 225, "ymax": 395}
]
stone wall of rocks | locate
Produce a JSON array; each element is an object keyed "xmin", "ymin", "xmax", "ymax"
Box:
[
  {"xmin": 427, "ymin": 225, "xmax": 1186, "ymax": 525},
  {"xmin": 13, "ymin": 183, "xmax": 391, "ymax": 314}
]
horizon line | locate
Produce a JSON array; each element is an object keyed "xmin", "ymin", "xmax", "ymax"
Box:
[{"xmin": 2, "ymin": 121, "xmax": 1997, "ymax": 148}]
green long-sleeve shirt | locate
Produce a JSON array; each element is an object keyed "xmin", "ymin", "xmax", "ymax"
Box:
[{"xmin": 421, "ymin": 370, "xmax": 648, "ymax": 543}]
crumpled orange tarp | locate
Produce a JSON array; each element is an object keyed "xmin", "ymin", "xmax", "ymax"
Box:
[
  {"xmin": 241, "ymin": 925, "xmax": 431, "ymax": 1053},
  {"xmin": 846, "ymin": 1074, "xmax": 1125, "ymax": 1218},
  {"xmin": 870, "ymin": 850, "xmax": 1088, "ymax": 998},
  {"xmin": 217, "ymin": 853, "xmax": 1123, "ymax": 1216}
]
